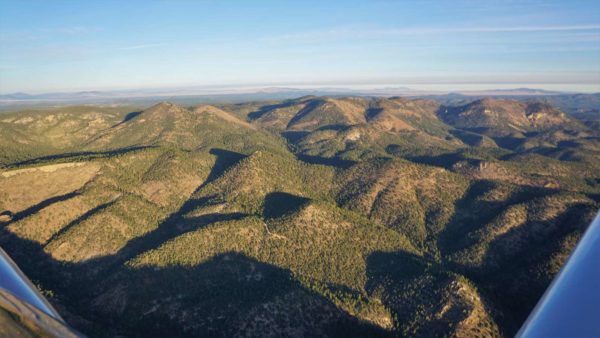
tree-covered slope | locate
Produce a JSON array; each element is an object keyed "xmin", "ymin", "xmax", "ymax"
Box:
[{"xmin": 0, "ymin": 96, "xmax": 597, "ymax": 337}]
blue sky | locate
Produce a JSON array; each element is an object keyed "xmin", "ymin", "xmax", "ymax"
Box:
[{"xmin": 0, "ymin": 0, "xmax": 599, "ymax": 93}]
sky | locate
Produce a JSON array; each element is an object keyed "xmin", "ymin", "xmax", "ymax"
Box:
[{"xmin": 0, "ymin": 0, "xmax": 599, "ymax": 94}]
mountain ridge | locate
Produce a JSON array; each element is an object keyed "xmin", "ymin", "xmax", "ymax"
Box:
[{"xmin": 0, "ymin": 95, "xmax": 598, "ymax": 337}]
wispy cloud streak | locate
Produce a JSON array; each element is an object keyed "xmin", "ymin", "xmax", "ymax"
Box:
[
  {"xmin": 261, "ymin": 24, "xmax": 600, "ymax": 43},
  {"xmin": 428, "ymin": 24, "xmax": 600, "ymax": 33},
  {"xmin": 118, "ymin": 43, "xmax": 164, "ymax": 50}
]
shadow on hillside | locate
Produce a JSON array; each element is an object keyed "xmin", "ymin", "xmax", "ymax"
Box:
[
  {"xmin": 314, "ymin": 124, "xmax": 349, "ymax": 132},
  {"xmin": 365, "ymin": 250, "xmax": 432, "ymax": 293},
  {"xmin": 433, "ymin": 181, "xmax": 583, "ymax": 336},
  {"xmin": 2, "ymin": 145, "xmax": 247, "ymax": 258},
  {"xmin": 475, "ymin": 202, "xmax": 595, "ymax": 336},
  {"xmin": 364, "ymin": 107, "xmax": 383, "ymax": 120},
  {"xmin": 89, "ymin": 209, "xmax": 250, "ymax": 273},
  {"xmin": 281, "ymin": 130, "xmax": 309, "ymax": 143},
  {"xmin": 108, "ymin": 252, "xmax": 389, "ymax": 337},
  {"xmin": 76, "ymin": 148, "xmax": 250, "ymax": 272},
  {"xmin": 436, "ymin": 180, "xmax": 558, "ymax": 257},
  {"xmin": 521, "ymin": 146, "xmax": 595, "ymax": 163},
  {"xmin": 203, "ymin": 148, "xmax": 247, "ymax": 187},
  {"xmin": 69, "ymin": 143, "xmax": 260, "ymax": 274},
  {"xmin": 491, "ymin": 135, "xmax": 525, "ymax": 150},
  {"xmin": 0, "ymin": 143, "xmax": 390, "ymax": 336},
  {"xmin": 44, "ymin": 200, "xmax": 117, "ymax": 245},
  {"xmin": 405, "ymin": 154, "xmax": 465, "ymax": 169},
  {"xmin": 286, "ymin": 99, "xmax": 323, "ymax": 128},
  {"xmin": 365, "ymin": 250, "xmax": 458, "ymax": 336},
  {"xmin": 296, "ymin": 154, "xmax": 356, "ymax": 169},
  {"xmin": 448, "ymin": 129, "xmax": 489, "ymax": 147},
  {"xmin": 263, "ymin": 192, "xmax": 310, "ymax": 219},
  {"xmin": 8, "ymin": 146, "xmax": 154, "ymax": 168},
  {"xmin": 482, "ymin": 201, "xmax": 592, "ymax": 272},
  {"xmin": 0, "ymin": 191, "xmax": 81, "ymax": 226},
  {"xmin": 111, "ymin": 111, "xmax": 142, "ymax": 128},
  {"xmin": 0, "ymin": 226, "xmax": 388, "ymax": 337},
  {"xmin": 247, "ymin": 100, "xmax": 300, "ymax": 120},
  {"xmin": 2, "ymin": 149, "xmax": 250, "ymax": 276}
]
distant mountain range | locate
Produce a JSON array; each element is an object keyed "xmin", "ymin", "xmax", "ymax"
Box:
[
  {"xmin": 2, "ymin": 88, "xmax": 598, "ymax": 126},
  {"xmin": 0, "ymin": 85, "xmax": 585, "ymax": 104}
]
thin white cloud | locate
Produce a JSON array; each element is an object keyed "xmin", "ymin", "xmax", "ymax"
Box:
[
  {"xmin": 41, "ymin": 26, "xmax": 92, "ymax": 36},
  {"xmin": 432, "ymin": 24, "xmax": 600, "ymax": 33},
  {"xmin": 260, "ymin": 24, "xmax": 600, "ymax": 43},
  {"xmin": 118, "ymin": 43, "xmax": 164, "ymax": 50},
  {"xmin": 0, "ymin": 26, "xmax": 96, "ymax": 42}
]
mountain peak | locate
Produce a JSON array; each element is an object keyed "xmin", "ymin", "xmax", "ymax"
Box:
[
  {"xmin": 143, "ymin": 101, "xmax": 190, "ymax": 117},
  {"xmin": 148, "ymin": 101, "xmax": 176, "ymax": 110},
  {"xmin": 193, "ymin": 104, "xmax": 256, "ymax": 129},
  {"xmin": 470, "ymin": 98, "xmax": 524, "ymax": 108},
  {"xmin": 439, "ymin": 98, "xmax": 581, "ymax": 135}
]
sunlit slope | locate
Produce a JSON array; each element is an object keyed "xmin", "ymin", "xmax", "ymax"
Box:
[
  {"xmin": 248, "ymin": 96, "xmax": 464, "ymax": 161},
  {"xmin": 190, "ymin": 150, "xmax": 336, "ymax": 215},
  {"xmin": 0, "ymin": 106, "xmax": 127, "ymax": 166},
  {"xmin": 85, "ymin": 102, "xmax": 288, "ymax": 154},
  {"xmin": 437, "ymin": 98, "xmax": 600, "ymax": 164},
  {"xmin": 438, "ymin": 99, "xmax": 583, "ymax": 135},
  {"xmin": 1, "ymin": 148, "xmax": 214, "ymax": 263},
  {"xmin": 335, "ymin": 157, "xmax": 468, "ymax": 251}
]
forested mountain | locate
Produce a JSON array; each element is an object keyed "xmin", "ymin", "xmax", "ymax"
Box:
[{"xmin": 1, "ymin": 96, "xmax": 598, "ymax": 337}]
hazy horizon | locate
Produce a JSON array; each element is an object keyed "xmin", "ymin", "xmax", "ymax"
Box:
[
  {"xmin": 2, "ymin": 82, "xmax": 600, "ymax": 97},
  {"xmin": 1, "ymin": 0, "xmax": 599, "ymax": 94}
]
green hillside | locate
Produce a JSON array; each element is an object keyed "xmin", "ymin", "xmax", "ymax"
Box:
[{"xmin": 0, "ymin": 97, "xmax": 598, "ymax": 337}]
